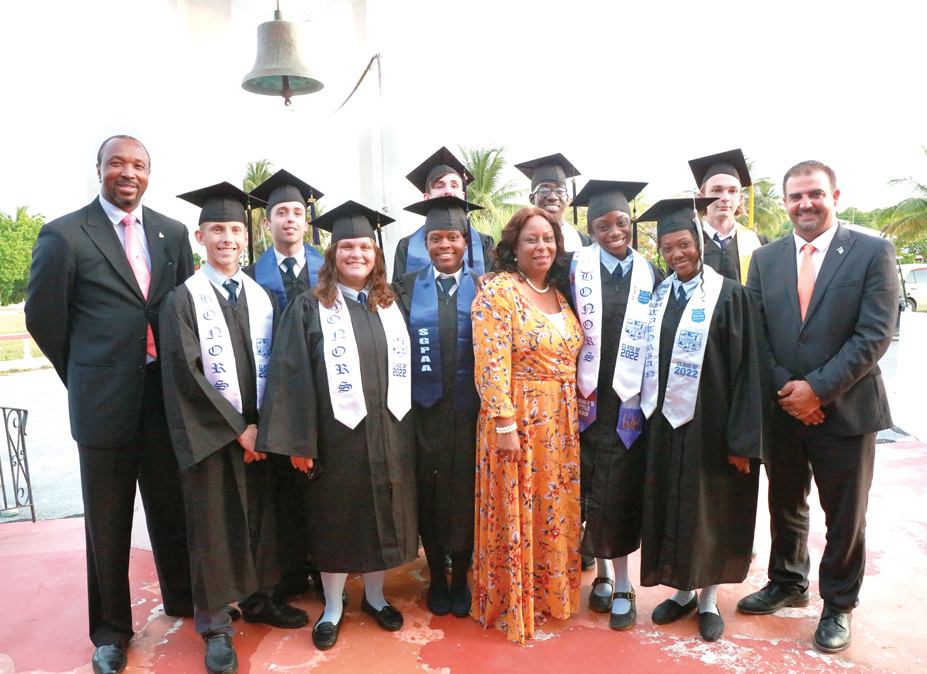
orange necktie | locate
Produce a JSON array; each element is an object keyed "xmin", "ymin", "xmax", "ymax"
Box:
[
  {"xmin": 797, "ymin": 243, "xmax": 815, "ymax": 322},
  {"xmin": 122, "ymin": 215, "xmax": 157, "ymax": 358}
]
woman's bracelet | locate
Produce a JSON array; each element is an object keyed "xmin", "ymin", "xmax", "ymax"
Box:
[{"xmin": 496, "ymin": 422, "xmax": 518, "ymax": 435}]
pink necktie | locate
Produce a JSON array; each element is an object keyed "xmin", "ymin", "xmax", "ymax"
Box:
[
  {"xmin": 122, "ymin": 215, "xmax": 157, "ymax": 358},
  {"xmin": 797, "ymin": 243, "xmax": 815, "ymax": 322}
]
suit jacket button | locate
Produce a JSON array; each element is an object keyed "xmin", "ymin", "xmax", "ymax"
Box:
[
  {"xmin": 798, "ymin": 341, "xmax": 805, "ymax": 347},
  {"xmin": 139, "ymin": 337, "xmax": 146, "ymax": 343}
]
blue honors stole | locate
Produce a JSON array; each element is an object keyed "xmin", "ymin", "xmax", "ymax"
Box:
[
  {"xmin": 409, "ymin": 264, "xmax": 477, "ymax": 408},
  {"xmin": 254, "ymin": 243, "xmax": 324, "ymax": 310},
  {"xmin": 406, "ymin": 225, "xmax": 486, "ymax": 276}
]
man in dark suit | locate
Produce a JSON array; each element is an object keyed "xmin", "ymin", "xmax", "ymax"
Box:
[
  {"xmin": 738, "ymin": 160, "xmax": 898, "ymax": 653},
  {"xmin": 25, "ymin": 135, "xmax": 195, "ymax": 674}
]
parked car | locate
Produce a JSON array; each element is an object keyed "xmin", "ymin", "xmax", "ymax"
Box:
[{"xmin": 899, "ymin": 264, "xmax": 927, "ymax": 312}]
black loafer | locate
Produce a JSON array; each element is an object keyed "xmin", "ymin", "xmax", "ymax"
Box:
[
  {"xmin": 736, "ymin": 582, "xmax": 810, "ymax": 615},
  {"xmin": 698, "ymin": 611, "xmax": 725, "ymax": 641},
  {"xmin": 608, "ymin": 590, "xmax": 637, "ymax": 631},
  {"xmin": 581, "ymin": 554, "xmax": 596, "ymax": 571},
  {"xmin": 814, "ymin": 606, "xmax": 852, "ymax": 653},
  {"xmin": 362, "ymin": 595, "xmax": 403, "ymax": 631},
  {"xmin": 92, "ymin": 644, "xmax": 127, "ymax": 674},
  {"xmin": 241, "ymin": 594, "xmax": 309, "ymax": 629},
  {"xmin": 428, "ymin": 581, "xmax": 451, "ymax": 616},
  {"xmin": 203, "ymin": 634, "xmax": 238, "ymax": 674},
  {"xmin": 652, "ymin": 595, "xmax": 698, "ymax": 625},
  {"xmin": 449, "ymin": 583, "xmax": 472, "ymax": 618},
  {"xmin": 588, "ymin": 577, "xmax": 614, "ymax": 613},
  {"xmin": 312, "ymin": 611, "xmax": 345, "ymax": 651}
]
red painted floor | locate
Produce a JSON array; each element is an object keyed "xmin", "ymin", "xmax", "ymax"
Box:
[{"xmin": 1, "ymin": 440, "xmax": 925, "ymax": 674}]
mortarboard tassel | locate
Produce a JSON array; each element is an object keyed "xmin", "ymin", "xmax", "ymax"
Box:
[
  {"xmin": 309, "ymin": 194, "xmax": 321, "ymax": 245},
  {"xmin": 748, "ymin": 184, "xmax": 755, "ymax": 231},
  {"xmin": 464, "ymin": 174, "xmax": 474, "ymax": 269},
  {"xmin": 571, "ymin": 175, "xmax": 578, "ymax": 228}
]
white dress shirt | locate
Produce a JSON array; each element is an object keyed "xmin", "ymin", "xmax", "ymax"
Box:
[
  {"xmin": 201, "ymin": 262, "xmax": 244, "ymax": 299},
  {"xmin": 793, "ymin": 221, "xmax": 839, "ymax": 281},
  {"xmin": 98, "ymin": 194, "xmax": 151, "ymax": 269},
  {"xmin": 433, "ymin": 264, "xmax": 464, "ymax": 296},
  {"xmin": 274, "ymin": 246, "xmax": 306, "ymax": 277},
  {"xmin": 702, "ymin": 220, "xmax": 735, "ymax": 247},
  {"xmin": 599, "ymin": 247, "xmax": 634, "ymax": 277}
]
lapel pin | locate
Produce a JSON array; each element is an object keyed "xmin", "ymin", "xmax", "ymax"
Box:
[
  {"xmin": 837, "ymin": 246, "xmax": 844, "ymax": 254},
  {"xmin": 158, "ymin": 232, "xmax": 165, "ymax": 238}
]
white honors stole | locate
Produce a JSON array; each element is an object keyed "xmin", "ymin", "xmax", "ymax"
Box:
[
  {"xmin": 319, "ymin": 288, "xmax": 411, "ymax": 429},
  {"xmin": 641, "ymin": 265, "xmax": 724, "ymax": 428},
  {"xmin": 185, "ymin": 271, "xmax": 274, "ymax": 413}
]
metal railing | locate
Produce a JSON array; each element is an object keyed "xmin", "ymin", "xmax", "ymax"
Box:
[{"xmin": 0, "ymin": 407, "xmax": 34, "ymax": 522}]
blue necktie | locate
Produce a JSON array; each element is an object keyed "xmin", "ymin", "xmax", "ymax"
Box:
[
  {"xmin": 357, "ymin": 291, "xmax": 367, "ymax": 309},
  {"xmin": 714, "ymin": 233, "xmax": 730, "ymax": 251},
  {"xmin": 223, "ymin": 279, "xmax": 239, "ymax": 306},
  {"xmin": 676, "ymin": 284, "xmax": 687, "ymax": 306},
  {"xmin": 437, "ymin": 276, "xmax": 456, "ymax": 297}
]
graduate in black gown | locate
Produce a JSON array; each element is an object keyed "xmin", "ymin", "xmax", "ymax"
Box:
[
  {"xmin": 688, "ymin": 149, "xmax": 769, "ymax": 284},
  {"xmin": 515, "ymin": 153, "xmax": 592, "ymax": 254},
  {"xmin": 392, "ymin": 147, "xmax": 494, "ymax": 280},
  {"xmin": 636, "ymin": 199, "xmax": 764, "ymax": 642},
  {"xmin": 568, "ymin": 181, "xmax": 665, "ymax": 629},
  {"xmin": 393, "ymin": 196, "xmax": 483, "ymax": 618},
  {"xmin": 256, "ymin": 201, "xmax": 417, "ymax": 651},
  {"xmin": 242, "ymin": 169, "xmax": 326, "ymax": 599},
  {"xmin": 160, "ymin": 183, "xmax": 308, "ymax": 674}
]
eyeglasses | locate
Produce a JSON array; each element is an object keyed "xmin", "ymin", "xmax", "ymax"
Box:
[{"xmin": 533, "ymin": 186, "xmax": 568, "ymax": 198}]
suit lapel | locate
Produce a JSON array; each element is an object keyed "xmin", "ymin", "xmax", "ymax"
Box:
[
  {"xmin": 81, "ymin": 199, "xmax": 145, "ymax": 300},
  {"xmin": 775, "ymin": 235, "xmax": 801, "ymax": 324},
  {"xmin": 143, "ymin": 206, "xmax": 168, "ymax": 300},
  {"xmin": 804, "ymin": 224, "xmax": 854, "ymax": 324}
]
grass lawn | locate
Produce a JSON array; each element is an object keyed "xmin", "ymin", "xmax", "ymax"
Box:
[{"xmin": 0, "ymin": 308, "xmax": 43, "ymax": 362}]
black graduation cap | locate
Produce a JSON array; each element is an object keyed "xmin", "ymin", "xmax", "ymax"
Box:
[
  {"xmin": 572, "ymin": 180, "xmax": 648, "ymax": 223},
  {"xmin": 636, "ymin": 198, "xmax": 718, "ymax": 239},
  {"xmin": 249, "ymin": 169, "xmax": 325, "ymax": 212},
  {"xmin": 688, "ymin": 149, "xmax": 752, "ymax": 190},
  {"xmin": 404, "ymin": 196, "xmax": 484, "ymax": 234},
  {"xmin": 177, "ymin": 181, "xmax": 264, "ymax": 225},
  {"xmin": 405, "ymin": 147, "xmax": 472, "ymax": 194},
  {"xmin": 311, "ymin": 200, "xmax": 394, "ymax": 245},
  {"xmin": 515, "ymin": 153, "xmax": 581, "ymax": 190}
]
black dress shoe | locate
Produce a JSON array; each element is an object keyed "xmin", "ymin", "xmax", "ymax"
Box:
[
  {"xmin": 814, "ymin": 606, "xmax": 852, "ymax": 653},
  {"xmin": 449, "ymin": 583, "xmax": 472, "ymax": 618},
  {"xmin": 241, "ymin": 595, "xmax": 309, "ymax": 629},
  {"xmin": 736, "ymin": 582, "xmax": 810, "ymax": 615},
  {"xmin": 608, "ymin": 590, "xmax": 636, "ymax": 631},
  {"xmin": 362, "ymin": 595, "xmax": 403, "ymax": 631},
  {"xmin": 588, "ymin": 577, "xmax": 614, "ymax": 613},
  {"xmin": 581, "ymin": 554, "xmax": 596, "ymax": 571},
  {"xmin": 204, "ymin": 634, "xmax": 238, "ymax": 674},
  {"xmin": 428, "ymin": 581, "xmax": 451, "ymax": 616},
  {"xmin": 92, "ymin": 644, "xmax": 127, "ymax": 674},
  {"xmin": 312, "ymin": 611, "xmax": 345, "ymax": 651},
  {"xmin": 652, "ymin": 595, "xmax": 698, "ymax": 625},
  {"xmin": 698, "ymin": 611, "xmax": 725, "ymax": 641}
]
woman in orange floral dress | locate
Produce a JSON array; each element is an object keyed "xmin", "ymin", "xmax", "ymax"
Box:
[{"xmin": 470, "ymin": 207, "xmax": 583, "ymax": 645}]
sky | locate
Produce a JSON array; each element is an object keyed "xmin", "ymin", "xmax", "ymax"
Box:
[{"xmin": 1, "ymin": 0, "xmax": 925, "ymax": 246}]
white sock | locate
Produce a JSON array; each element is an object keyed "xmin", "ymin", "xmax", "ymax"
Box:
[
  {"xmin": 610, "ymin": 556, "xmax": 632, "ymax": 614},
  {"xmin": 363, "ymin": 570, "xmax": 388, "ymax": 610},
  {"xmin": 698, "ymin": 585, "xmax": 720, "ymax": 615},
  {"xmin": 593, "ymin": 558, "xmax": 615, "ymax": 597},
  {"xmin": 671, "ymin": 589, "xmax": 697, "ymax": 606},
  {"xmin": 318, "ymin": 572, "xmax": 347, "ymax": 626}
]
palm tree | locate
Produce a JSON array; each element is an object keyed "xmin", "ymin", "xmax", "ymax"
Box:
[
  {"xmin": 735, "ymin": 159, "xmax": 788, "ymax": 239},
  {"xmin": 458, "ymin": 144, "xmax": 526, "ymax": 222},
  {"xmin": 879, "ymin": 146, "xmax": 927, "ymax": 244},
  {"xmin": 243, "ymin": 159, "xmax": 274, "ymax": 256}
]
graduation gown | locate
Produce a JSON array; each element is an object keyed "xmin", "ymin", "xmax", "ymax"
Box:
[
  {"xmin": 580, "ymin": 258, "xmax": 665, "ymax": 560},
  {"xmin": 701, "ymin": 230, "xmax": 769, "ymax": 283},
  {"xmin": 640, "ymin": 278, "xmax": 763, "ymax": 590},
  {"xmin": 256, "ymin": 292, "xmax": 418, "ymax": 573},
  {"xmin": 159, "ymin": 282, "xmax": 281, "ymax": 609},
  {"xmin": 392, "ymin": 229, "xmax": 495, "ymax": 281},
  {"xmin": 242, "ymin": 259, "xmax": 311, "ymax": 304},
  {"xmin": 394, "ymin": 270, "xmax": 481, "ymax": 553}
]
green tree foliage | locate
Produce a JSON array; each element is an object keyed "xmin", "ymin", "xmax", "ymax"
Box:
[
  {"xmin": 735, "ymin": 160, "xmax": 788, "ymax": 239},
  {"xmin": 879, "ymin": 146, "xmax": 927, "ymax": 244},
  {"xmin": 0, "ymin": 207, "xmax": 45, "ymax": 305},
  {"xmin": 458, "ymin": 144, "xmax": 527, "ymax": 242},
  {"xmin": 243, "ymin": 159, "xmax": 274, "ymax": 258}
]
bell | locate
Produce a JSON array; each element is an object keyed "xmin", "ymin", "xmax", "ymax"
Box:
[{"xmin": 242, "ymin": 8, "xmax": 323, "ymax": 106}]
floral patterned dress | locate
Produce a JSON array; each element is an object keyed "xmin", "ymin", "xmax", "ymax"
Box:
[{"xmin": 470, "ymin": 272, "xmax": 583, "ymax": 645}]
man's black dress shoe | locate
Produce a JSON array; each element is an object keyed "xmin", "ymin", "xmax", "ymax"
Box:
[
  {"xmin": 588, "ymin": 577, "xmax": 614, "ymax": 613},
  {"xmin": 814, "ymin": 606, "xmax": 852, "ymax": 653},
  {"xmin": 204, "ymin": 634, "xmax": 238, "ymax": 674},
  {"xmin": 608, "ymin": 590, "xmax": 636, "ymax": 631},
  {"xmin": 449, "ymin": 583, "xmax": 472, "ymax": 618},
  {"xmin": 736, "ymin": 582, "xmax": 810, "ymax": 615},
  {"xmin": 312, "ymin": 611, "xmax": 345, "ymax": 651},
  {"xmin": 698, "ymin": 611, "xmax": 725, "ymax": 641},
  {"xmin": 241, "ymin": 595, "xmax": 309, "ymax": 629},
  {"xmin": 92, "ymin": 645, "xmax": 127, "ymax": 674},
  {"xmin": 362, "ymin": 595, "xmax": 403, "ymax": 631},
  {"xmin": 652, "ymin": 595, "xmax": 698, "ymax": 625},
  {"xmin": 428, "ymin": 581, "xmax": 451, "ymax": 616}
]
